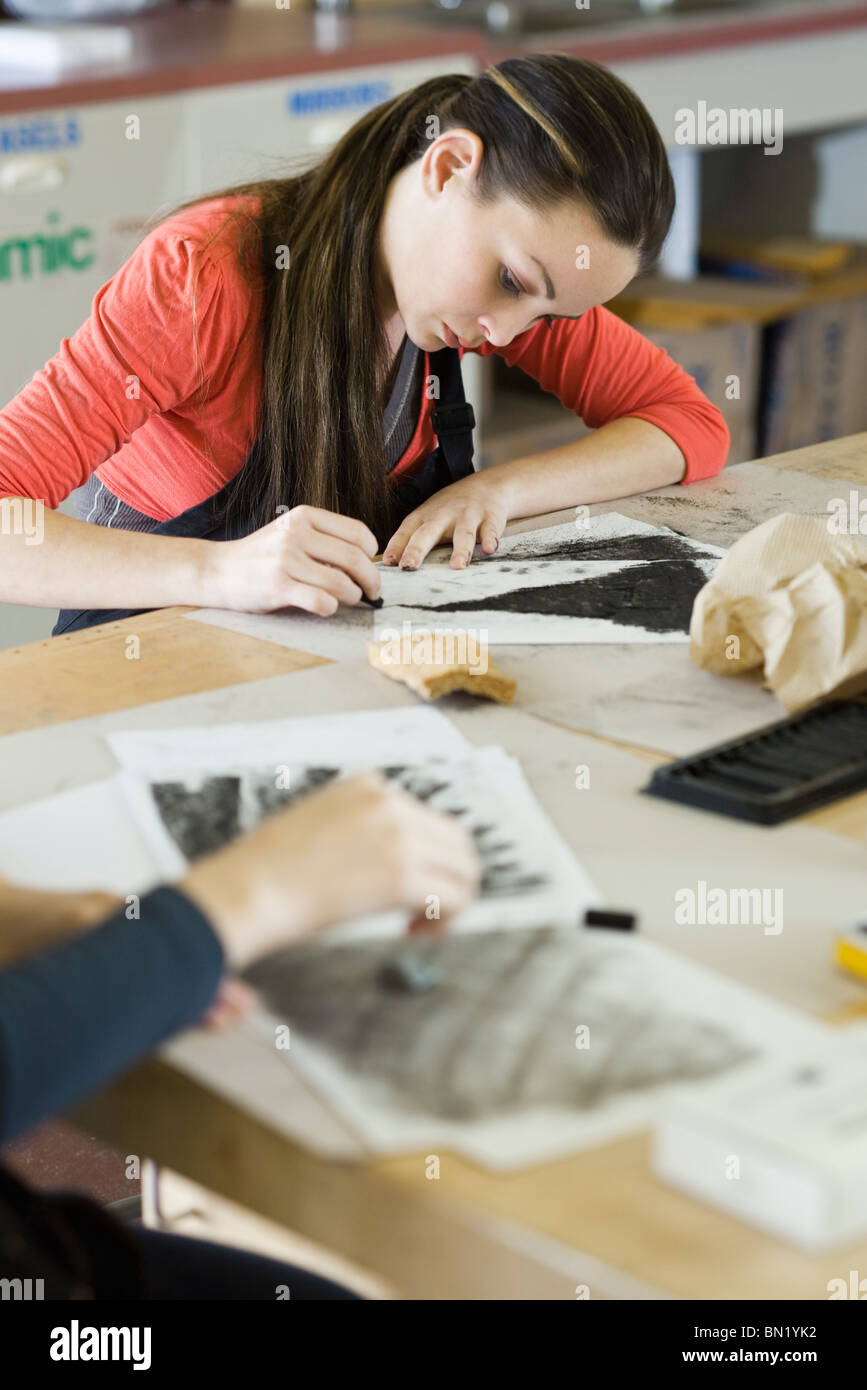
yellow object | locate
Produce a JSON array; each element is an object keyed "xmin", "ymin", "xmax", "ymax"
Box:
[{"xmin": 835, "ymin": 929, "xmax": 867, "ymax": 983}]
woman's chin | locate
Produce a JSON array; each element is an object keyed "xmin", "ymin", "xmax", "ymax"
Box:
[{"xmin": 407, "ymin": 324, "xmax": 445, "ymax": 352}]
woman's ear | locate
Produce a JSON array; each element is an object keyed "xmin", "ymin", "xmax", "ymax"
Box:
[{"xmin": 420, "ymin": 128, "xmax": 484, "ymax": 199}]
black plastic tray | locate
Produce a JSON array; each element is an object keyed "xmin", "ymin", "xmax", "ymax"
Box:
[{"xmin": 643, "ymin": 699, "xmax": 867, "ymax": 825}]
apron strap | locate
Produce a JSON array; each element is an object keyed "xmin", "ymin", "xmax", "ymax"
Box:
[{"xmin": 429, "ymin": 345, "xmax": 476, "ymax": 485}]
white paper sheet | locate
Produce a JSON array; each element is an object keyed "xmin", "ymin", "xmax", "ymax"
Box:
[
  {"xmin": 110, "ymin": 736, "xmax": 599, "ymax": 940},
  {"xmin": 184, "ymin": 512, "xmax": 725, "ymax": 658},
  {"xmin": 106, "ymin": 706, "xmax": 469, "ymax": 778},
  {"xmin": 512, "ymin": 643, "xmax": 782, "ymax": 757},
  {"xmin": 0, "ymin": 776, "xmax": 165, "ymax": 895},
  {"xmin": 243, "ymin": 924, "xmax": 829, "ymax": 1170}
]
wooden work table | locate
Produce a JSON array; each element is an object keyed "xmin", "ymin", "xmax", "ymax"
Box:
[{"xmin": 2, "ymin": 433, "xmax": 867, "ymax": 1300}]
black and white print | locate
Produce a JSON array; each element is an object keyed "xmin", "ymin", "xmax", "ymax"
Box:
[
  {"xmin": 109, "ymin": 712, "xmax": 596, "ymax": 937},
  {"xmin": 182, "ymin": 512, "xmax": 727, "ymax": 659},
  {"xmin": 374, "ymin": 513, "xmax": 725, "ymax": 644}
]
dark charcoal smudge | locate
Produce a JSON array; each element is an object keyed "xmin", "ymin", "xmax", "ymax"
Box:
[
  {"xmin": 507, "ymin": 533, "xmax": 718, "ymax": 564},
  {"xmin": 413, "ymin": 558, "xmax": 709, "ymax": 634}
]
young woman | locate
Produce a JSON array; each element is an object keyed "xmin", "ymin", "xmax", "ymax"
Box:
[
  {"xmin": 0, "ymin": 54, "xmax": 728, "ymax": 635},
  {"xmin": 0, "ymin": 772, "xmax": 481, "ymax": 1298}
]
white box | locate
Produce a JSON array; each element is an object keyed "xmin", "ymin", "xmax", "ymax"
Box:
[{"xmin": 652, "ymin": 1027, "xmax": 867, "ymax": 1252}]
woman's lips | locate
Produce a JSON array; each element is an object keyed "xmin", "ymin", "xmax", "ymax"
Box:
[
  {"xmin": 441, "ymin": 321, "xmax": 460, "ymax": 349},
  {"xmin": 441, "ymin": 322, "xmax": 480, "ymax": 350}
]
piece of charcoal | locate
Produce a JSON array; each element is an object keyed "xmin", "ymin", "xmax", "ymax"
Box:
[{"xmin": 378, "ymin": 952, "xmax": 441, "ymax": 994}]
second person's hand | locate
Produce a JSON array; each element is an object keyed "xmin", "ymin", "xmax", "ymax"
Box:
[{"xmin": 180, "ymin": 772, "xmax": 483, "ymax": 969}]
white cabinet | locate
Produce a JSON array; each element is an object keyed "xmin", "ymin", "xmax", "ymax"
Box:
[
  {"xmin": 0, "ymin": 95, "xmax": 187, "ymax": 405},
  {"xmin": 184, "ymin": 55, "xmax": 475, "ymax": 192}
]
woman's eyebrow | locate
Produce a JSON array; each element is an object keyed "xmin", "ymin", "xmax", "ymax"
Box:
[
  {"xmin": 527, "ymin": 256, "xmax": 583, "ymax": 319},
  {"xmin": 530, "ymin": 255, "xmax": 556, "ymax": 300}
]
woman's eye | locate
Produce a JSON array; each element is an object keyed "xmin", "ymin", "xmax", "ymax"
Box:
[{"xmin": 500, "ymin": 268, "xmax": 522, "ymax": 298}]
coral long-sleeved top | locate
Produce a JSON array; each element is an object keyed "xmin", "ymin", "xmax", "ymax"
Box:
[{"xmin": 0, "ymin": 194, "xmax": 729, "ymax": 517}]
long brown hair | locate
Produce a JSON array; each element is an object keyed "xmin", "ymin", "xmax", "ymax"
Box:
[{"xmin": 154, "ymin": 54, "xmax": 675, "ymax": 544}]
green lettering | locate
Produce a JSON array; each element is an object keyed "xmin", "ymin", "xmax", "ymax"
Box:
[
  {"xmin": 62, "ymin": 228, "xmax": 95, "ymax": 270},
  {"xmin": 0, "ymin": 218, "xmax": 94, "ymax": 281},
  {"xmin": 0, "ymin": 239, "xmax": 32, "ymax": 281}
]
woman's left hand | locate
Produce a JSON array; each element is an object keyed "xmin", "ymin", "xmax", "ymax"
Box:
[{"xmin": 382, "ymin": 472, "xmax": 510, "ymax": 570}]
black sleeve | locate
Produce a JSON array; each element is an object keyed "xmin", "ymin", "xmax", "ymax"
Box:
[{"xmin": 0, "ymin": 885, "xmax": 225, "ymax": 1145}]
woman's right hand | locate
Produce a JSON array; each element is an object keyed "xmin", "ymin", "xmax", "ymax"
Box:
[
  {"xmin": 179, "ymin": 772, "xmax": 482, "ymax": 968},
  {"xmin": 208, "ymin": 505, "xmax": 382, "ymax": 616}
]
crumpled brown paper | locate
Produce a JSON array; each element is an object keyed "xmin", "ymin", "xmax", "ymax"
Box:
[{"xmin": 690, "ymin": 513, "xmax": 867, "ymax": 712}]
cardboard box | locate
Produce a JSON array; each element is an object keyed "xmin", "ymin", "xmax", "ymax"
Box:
[
  {"xmin": 700, "ymin": 232, "xmax": 856, "ymax": 281},
  {"xmin": 637, "ymin": 316, "xmax": 761, "ymax": 465},
  {"xmin": 613, "ymin": 250, "xmax": 867, "ymax": 462},
  {"xmin": 609, "ymin": 276, "xmax": 796, "ymax": 466},
  {"xmin": 761, "ymin": 292, "xmax": 867, "ymax": 455},
  {"xmin": 693, "ymin": 238, "xmax": 867, "ymax": 457}
]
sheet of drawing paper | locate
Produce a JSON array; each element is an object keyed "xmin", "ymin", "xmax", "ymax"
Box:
[
  {"xmin": 106, "ymin": 706, "xmax": 469, "ymax": 778},
  {"xmin": 111, "ymin": 741, "xmax": 599, "ymax": 937},
  {"xmin": 371, "ymin": 513, "xmax": 724, "ymax": 644},
  {"xmin": 0, "ymin": 775, "xmax": 165, "ymax": 894},
  {"xmin": 508, "ymin": 643, "xmax": 781, "ymax": 757},
  {"xmin": 183, "ymin": 512, "xmax": 725, "ymax": 654},
  {"xmin": 185, "ymin": 603, "xmax": 780, "ymax": 762},
  {"xmin": 183, "ymin": 469, "xmax": 858, "ymax": 656},
  {"xmin": 243, "ymin": 925, "xmax": 830, "ymax": 1170}
]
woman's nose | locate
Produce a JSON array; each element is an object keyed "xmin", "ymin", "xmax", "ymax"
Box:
[{"xmin": 477, "ymin": 309, "xmax": 531, "ymax": 349}]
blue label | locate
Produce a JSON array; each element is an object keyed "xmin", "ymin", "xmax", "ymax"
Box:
[
  {"xmin": 0, "ymin": 115, "xmax": 81, "ymax": 154},
  {"xmin": 287, "ymin": 81, "xmax": 391, "ymax": 116}
]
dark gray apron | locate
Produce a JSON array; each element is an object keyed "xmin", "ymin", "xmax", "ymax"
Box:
[{"xmin": 52, "ymin": 345, "xmax": 475, "ymax": 636}]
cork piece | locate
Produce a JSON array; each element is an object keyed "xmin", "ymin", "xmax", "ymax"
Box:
[{"xmin": 367, "ymin": 632, "xmax": 516, "ymax": 704}]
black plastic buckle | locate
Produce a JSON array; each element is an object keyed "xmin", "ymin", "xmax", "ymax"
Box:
[{"xmin": 432, "ymin": 402, "xmax": 476, "ymax": 437}]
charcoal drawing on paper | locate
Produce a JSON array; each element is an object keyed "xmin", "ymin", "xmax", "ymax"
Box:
[
  {"xmin": 181, "ymin": 513, "xmax": 728, "ymax": 656},
  {"xmin": 245, "ymin": 926, "xmax": 759, "ymax": 1123},
  {"xmin": 371, "ymin": 514, "xmax": 726, "ymax": 645},
  {"xmin": 149, "ymin": 759, "xmax": 551, "ymax": 905}
]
